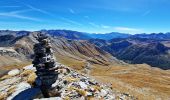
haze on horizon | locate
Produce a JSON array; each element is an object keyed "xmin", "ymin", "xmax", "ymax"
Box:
[{"xmin": 0, "ymin": 0, "xmax": 170, "ymax": 34}]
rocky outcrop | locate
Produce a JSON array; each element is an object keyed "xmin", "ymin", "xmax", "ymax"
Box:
[{"xmin": 0, "ymin": 63, "xmax": 136, "ymax": 100}]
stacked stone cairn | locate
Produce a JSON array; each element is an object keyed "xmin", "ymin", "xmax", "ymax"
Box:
[{"xmin": 32, "ymin": 33, "xmax": 58, "ymax": 97}]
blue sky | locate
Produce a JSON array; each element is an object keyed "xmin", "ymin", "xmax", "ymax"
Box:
[{"xmin": 0, "ymin": 0, "xmax": 170, "ymax": 34}]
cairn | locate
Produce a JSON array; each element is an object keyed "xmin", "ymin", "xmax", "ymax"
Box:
[{"xmin": 32, "ymin": 33, "xmax": 58, "ymax": 97}]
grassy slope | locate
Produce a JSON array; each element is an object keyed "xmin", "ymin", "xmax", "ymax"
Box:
[
  {"xmin": 0, "ymin": 54, "xmax": 170, "ymax": 100},
  {"xmin": 91, "ymin": 64, "xmax": 170, "ymax": 100},
  {"xmin": 54, "ymin": 53, "xmax": 170, "ymax": 100}
]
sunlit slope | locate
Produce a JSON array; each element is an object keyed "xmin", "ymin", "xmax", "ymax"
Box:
[{"xmin": 91, "ymin": 64, "xmax": 170, "ymax": 100}]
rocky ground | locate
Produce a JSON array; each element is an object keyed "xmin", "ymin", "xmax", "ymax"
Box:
[{"xmin": 0, "ymin": 62, "xmax": 136, "ymax": 100}]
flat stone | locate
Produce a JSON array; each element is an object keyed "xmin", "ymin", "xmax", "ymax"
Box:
[
  {"xmin": 16, "ymin": 82, "xmax": 31, "ymax": 92},
  {"xmin": 52, "ymin": 80, "xmax": 59, "ymax": 87},
  {"xmin": 23, "ymin": 64, "xmax": 36, "ymax": 71},
  {"xmin": 85, "ymin": 91, "xmax": 92, "ymax": 96},
  {"xmin": 34, "ymin": 97, "xmax": 62, "ymax": 100},
  {"xmin": 7, "ymin": 82, "xmax": 31, "ymax": 100},
  {"xmin": 79, "ymin": 82, "xmax": 87, "ymax": 89},
  {"xmin": 100, "ymin": 89, "xmax": 107, "ymax": 97},
  {"xmin": 8, "ymin": 69, "xmax": 20, "ymax": 76}
]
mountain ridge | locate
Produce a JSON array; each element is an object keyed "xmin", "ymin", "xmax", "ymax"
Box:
[
  {"xmin": 90, "ymin": 38, "xmax": 170, "ymax": 69},
  {"xmin": 0, "ymin": 30, "xmax": 170, "ymax": 99}
]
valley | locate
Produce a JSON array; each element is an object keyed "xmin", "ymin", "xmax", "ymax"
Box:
[{"xmin": 0, "ymin": 30, "xmax": 170, "ymax": 100}]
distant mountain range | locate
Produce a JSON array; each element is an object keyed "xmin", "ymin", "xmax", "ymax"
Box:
[
  {"xmin": 0, "ymin": 30, "xmax": 130, "ymax": 40},
  {"xmin": 0, "ymin": 31, "xmax": 120, "ymax": 73},
  {"xmin": 131, "ymin": 32, "xmax": 170, "ymax": 40},
  {"xmin": 1, "ymin": 30, "xmax": 170, "ymax": 69},
  {"xmin": 87, "ymin": 32, "xmax": 130, "ymax": 40},
  {"xmin": 1, "ymin": 29, "xmax": 170, "ymax": 40},
  {"xmin": 90, "ymin": 38, "xmax": 170, "ymax": 69}
]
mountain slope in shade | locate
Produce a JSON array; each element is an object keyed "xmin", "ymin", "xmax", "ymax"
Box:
[
  {"xmin": 0, "ymin": 30, "xmax": 131, "ymax": 40},
  {"xmin": 131, "ymin": 32, "xmax": 170, "ymax": 40},
  {"xmin": 0, "ymin": 32, "xmax": 121, "ymax": 75},
  {"xmin": 90, "ymin": 38, "xmax": 170, "ymax": 69},
  {"xmin": 41, "ymin": 30, "xmax": 92, "ymax": 40},
  {"xmin": 88, "ymin": 32, "xmax": 130, "ymax": 40}
]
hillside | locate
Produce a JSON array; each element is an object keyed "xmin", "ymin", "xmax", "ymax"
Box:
[
  {"xmin": 88, "ymin": 32, "xmax": 130, "ymax": 40},
  {"xmin": 131, "ymin": 33, "xmax": 170, "ymax": 40},
  {"xmin": 0, "ymin": 31, "xmax": 170, "ymax": 100},
  {"xmin": 90, "ymin": 38, "xmax": 170, "ymax": 69},
  {"xmin": 0, "ymin": 63, "xmax": 137, "ymax": 100},
  {"xmin": 0, "ymin": 32, "xmax": 120, "ymax": 75},
  {"xmin": 0, "ymin": 30, "xmax": 131, "ymax": 40}
]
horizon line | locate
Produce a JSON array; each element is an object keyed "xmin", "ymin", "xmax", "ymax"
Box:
[{"xmin": 0, "ymin": 28, "xmax": 169, "ymax": 35}]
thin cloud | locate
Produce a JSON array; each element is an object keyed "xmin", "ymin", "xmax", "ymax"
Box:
[
  {"xmin": 16, "ymin": 0, "xmax": 54, "ymax": 16},
  {"xmin": 61, "ymin": 17, "xmax": 82, "ymax": 26},
  {"xmin": 142, "ymin": 10, "xmax": 151, "ymax": 16},
  {"xmin": 69, "ymin": 8, "xmax": 75, "ymax": 14},
  {"xmin": 0, "ymin": 6, "xmax": 20, "ymax": 8},
  {"xmin": 89, "ymin": 23, "xmax": 111, "ymax": 29},
  {"xmin": 114, "ymin": 26, "xmax": 141, "ymax": 32},
  {"xmin": 84, "ymin": 16, "xmax": 89, "ymax": 19},
  {"xmin": 89, "ymin": 22, "xmax": 99, "ymax": 27},
  {"xmin": 0, "ymin": 10, "xmax": 40, "ymax": 21},
  {"xmin": 10, "ymin": 9, "xmax": 33, "ymax": 14},
  {"xmin": 101, "ymin": 25, "xmax": 111, "ymax": 29},
  {"xmin": 26, "ymin": 4, "xmax": 51, "ymax": 15}
]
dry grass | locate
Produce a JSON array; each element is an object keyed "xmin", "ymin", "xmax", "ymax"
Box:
[
  {"xmin": 0, "ymin": 62, "xmax": 31, "ymax": 77},
  {"xmin": 54, "ymin": 53, "xmax": 170, "ymax": 99},
  {"xmin": 55, "ymin": 54, "xmax": 86, "ymax": 70},
  {"xmin": 27, "ymin": 72, "xmax": 37, "ymax": 85},
  {"xmin": 1, "ymin": 52, "xmax": 170, "ymax": 100},
  {"xmin": 0, "ymin": 62, "xmax": 31, "ymax": 70},
  {"xmin": 0, "ymin": 92, "xmax": 7, "ymax": 100},
  {"xmin": 91, "ymin": 64, "xmax": 170, "ymax": 100}
]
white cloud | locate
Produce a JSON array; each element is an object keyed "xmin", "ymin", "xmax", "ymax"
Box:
[
  {"xmin": 84, "ymin": 16, "xmax": 89, "ymax": 19},
  {"xmin": 89, "ymin": 23, "xmax": 111, "ymax": 29},
  {"xmin": 142, "ymin": 10, "xmax": 151, "ymax": 16},
  {"xmin": 10, "ymin": 9, "xmax": 32, "ymax": 14},
  {"xmin": 16, "ymin": 1, "xmax": 53, "ymax": 16},
  {"xmin": 0, "ymin": 6, "xmax": 20, "ymax": 8},
  {"xmin": 61, "ymin": 17, "xmax": 82, "ymax": 26},
  {"xmin": 114, "ymin": 26, "xmax": 141, "ymax": 32},
  {"xmin": 101, "ymin": 25, "xmax": 111, "ymax": 29},
  {"xmin": 69, "ymin": 8, "xmax": 75, "ymax": 14},
  {"xmin": 25, "ymin": 4, "xmax": 53, "ymax": 16},
  {"xmin": 89, "ymin": 22, "xmax": 99, "ymax": 27},
  {"xmin": 0, "ymin": 10, "xmax": 40, "ymax": 21}
]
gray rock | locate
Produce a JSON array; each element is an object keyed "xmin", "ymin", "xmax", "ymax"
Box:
[
  {"xmin": 8, "ymin": 69, "xmax": 20, "ymax": 76},
  {"xmin": 79, "ymin": 82, "xmax": 87, "ymax": 89},
  {"xmin": 34, "ymin": 97, "xmax": 62, "ymax": 100}
]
